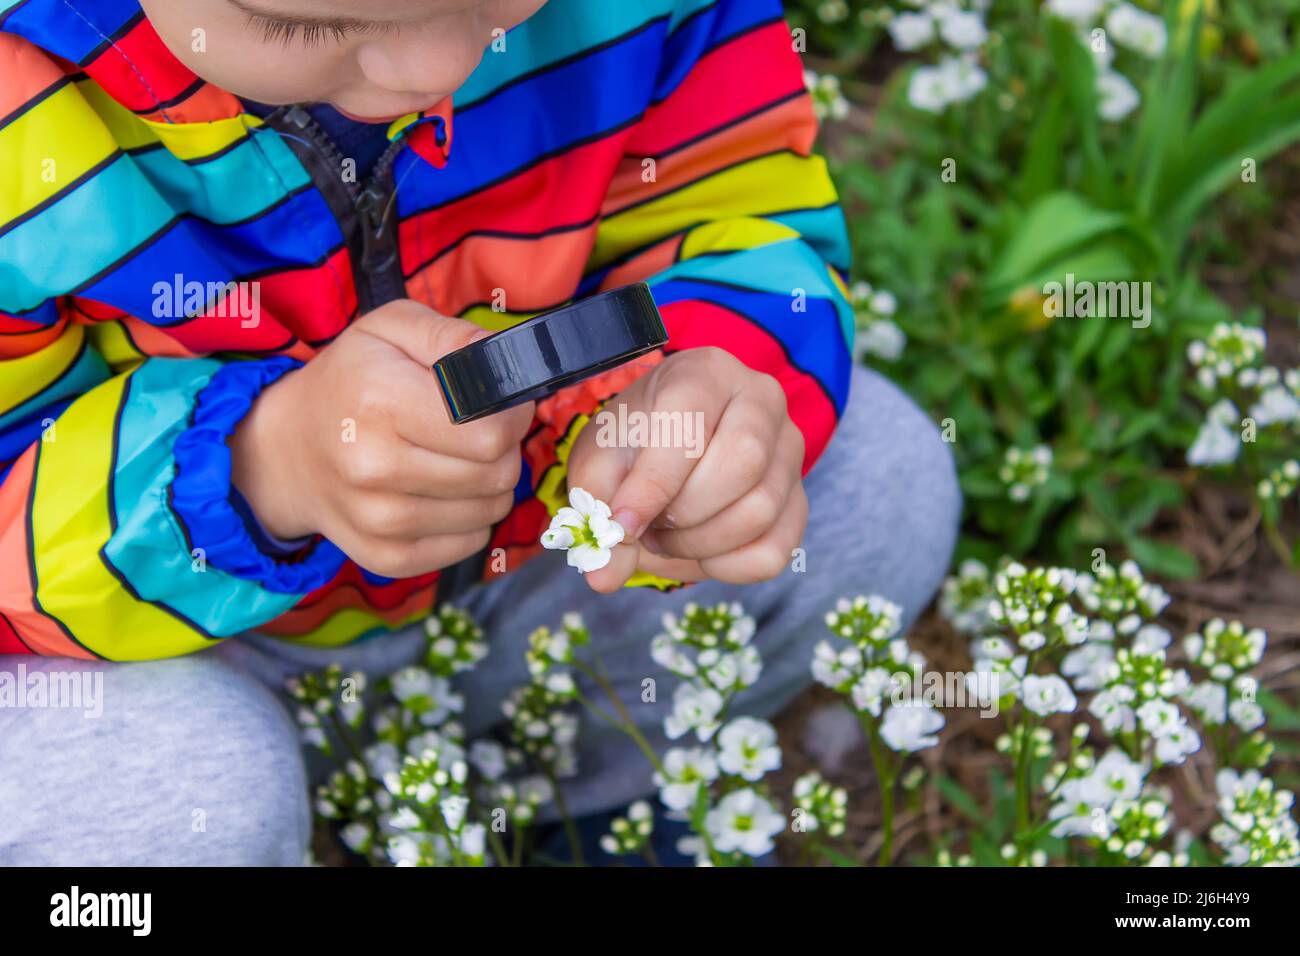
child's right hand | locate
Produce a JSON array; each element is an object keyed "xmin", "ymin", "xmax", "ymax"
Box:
[{"xmin": 229, "ymin": 300, "xmax": 533, "ymax": 578}]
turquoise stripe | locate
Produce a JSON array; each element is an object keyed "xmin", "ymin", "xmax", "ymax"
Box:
[
  {"xmin": 0, "ymin": 338, "xmax": 109, "ymax": 432},
  {"xmin": 0, "ymin": 133, "xmax": 309, "ymax": 312},
  {"xmin": 770, "ymin": 206, "xmax": 852, "ymax": 273},
  {"xmin": 104, "ymin": 358, "xmax": 302, "ymax": 636},
  {"xmin": 133, "ymin": 128, "xmax": 311, "ymax": 225},
  {"xmin": 647, "ymin": 236, "xmax": 855, "ymax": 346},
  {"xmin": 456, "ymin": 0, "xmax": 717, "ymax": 108}
]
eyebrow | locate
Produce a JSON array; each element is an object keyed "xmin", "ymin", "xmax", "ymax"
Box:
[{"xmin": 226, "ymin": 0, "xmax": 414, "ymax": 28}]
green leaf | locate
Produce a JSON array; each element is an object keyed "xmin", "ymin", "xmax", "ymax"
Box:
[{"xmin": 1125, "ymin": 537, "xmax": 1200, "ymax": 579}]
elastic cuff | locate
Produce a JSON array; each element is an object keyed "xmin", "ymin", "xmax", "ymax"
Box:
[{"xmin": 172, "ymin": 357, "xmax": 346, "ymax": 594}]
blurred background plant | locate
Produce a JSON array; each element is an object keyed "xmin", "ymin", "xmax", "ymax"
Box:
[{"xmin": 793, "ymin": 0, "xmax": 1300, "ymax": 576}]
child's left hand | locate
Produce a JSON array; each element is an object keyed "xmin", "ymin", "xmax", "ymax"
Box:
[{"xmin": 566, "ymin": 347, "xmax": 807, "ymax": 592}]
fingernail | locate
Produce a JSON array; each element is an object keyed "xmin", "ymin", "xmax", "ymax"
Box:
[
  {"xmin": 613, "ymin": 508, "xmax": 642, "ymax": 540},
  {"xmin": 640, "ymin": 528, "xmax": 665, "ymax": 556}
]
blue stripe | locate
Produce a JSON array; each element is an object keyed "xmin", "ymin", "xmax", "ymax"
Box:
[
  {"xmin": 651, "ymin": 277, "xmax": 851, "ymax": 412},
  {"xmin": 76, "ymin": 188, "xmax": 344, "ymax": 325},
  {"xmin": 654, "ymin": 0, "xmax": 783, "ymax": 101},
  {"xmin": 398, "ymin": 21, "xmax": 670, "ymax": 216},
  {"xmin": 2, "ymin": 0, "xmax": 142, "ymax": 65}
]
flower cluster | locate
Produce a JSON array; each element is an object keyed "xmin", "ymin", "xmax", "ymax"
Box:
[
  {"xmin": 791, "ymin": 771, "xmax": 848, "ymax": 838},
  {"xmin": 504, "ymin": 619, "xmax": 586, "ymax": 779},
  {"xmin": 804, "ymin": 68, "xmax": 850, "ymax": 122},
  {"xmin": 999, "ymin": 446, "xmax": 1052, "ymax": 502},
  {"xmin": 600, "ymin": 800, "xmax": 655, "ymax": 858},
  {"xmin": 1045, "ymin": 1, "xmax": 1166, "ymax": 121},
  {"xmin": 1185, "ymin": 325, "xmax": 1299, "ymax": 492},
  {"xmin": 879, "ymin": 1, "xmax": 991, "ymax": 114},
  {"xmin": 850, "ymin": 280, "xmax": 905, "ymax": 363},
  {"xmin": 1211, "ymin": 770, "xmax": 1300, "ymax": 867},
  {"xmin": 652, "ymin": 602, "xmax": 786, "ymax": 864},
  {"xmin": 1181, "ymin": 619, "xmax": 1272, "ymax": 767},
  {"xmin": 423, "ymin": 604, "xmax": 489, "ymax": 677}
]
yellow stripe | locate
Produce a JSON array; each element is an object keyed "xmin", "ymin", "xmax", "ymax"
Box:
[
  {"xmin": 85, "ymin": 320, "xmax": 145, "ymax": 372},
  {"xmin": 459, "ymin": 304, "xmax": 543, "ymax": 333},
  {"xmin": 31, "ymin": 374, "xmax": 210, "ymax": 659},
  {"xmin": 0, "ymin": 82, "xmax": 119, "ymax": 227},
  {"xmin": 80, "ymin": 79, "xmax": 262, "ymax": 162},
  {"xmin": 0, "ymin": 323, "xmax": 84, "ymax": 415},
  {"xmin": 679, "ymin": 218, "xmax": 801, "ymax": 260},
  {"xmin": 274, "ymin": 606, "xmax": 428, "ymax": 648},
  {"xmin": 590, "ymin": 152, "xmax": 837, "ymax": 269}
]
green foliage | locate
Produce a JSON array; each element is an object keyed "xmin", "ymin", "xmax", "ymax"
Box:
[{"xmin": 796, "ymin": 0, "xmax": 1300, "ymax": 570}]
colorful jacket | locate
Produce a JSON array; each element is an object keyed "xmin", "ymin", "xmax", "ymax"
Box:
[{"xmin": 0, "ymin": 0, "xmax": 854, "ymax": 660}]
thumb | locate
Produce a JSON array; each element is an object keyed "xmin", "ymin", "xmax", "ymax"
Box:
[{"xmin": 358, "ymin": 299, "xmax": 491, "ymax": 366}]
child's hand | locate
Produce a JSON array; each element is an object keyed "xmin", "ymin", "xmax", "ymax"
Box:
[
  {"xmin": 230, "ymin": 300, "xmax": 532, "ymax": 578},
  {"xmin": 567, "ymin": 348, "xmax": 807, "ymax": 592}
]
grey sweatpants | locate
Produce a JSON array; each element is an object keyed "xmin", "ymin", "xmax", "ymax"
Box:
[{"xmin": 0, "ymin": 368, "xmax": 960, "ymax": 865}]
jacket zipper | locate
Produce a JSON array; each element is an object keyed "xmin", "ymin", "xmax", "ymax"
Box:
[{"xmin": 266, "ymin": 105, "xmax": 488, "ymax": 603}]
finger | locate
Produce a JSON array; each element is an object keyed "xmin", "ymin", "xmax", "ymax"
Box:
[
  {"xmin": 634, "ymin": 549, "xmax": 707, "ymax": 583},
  {"xmin": 649, "ymin": 373, "xmax": 788, "ymax": 532},
  {"xmin": 646, "ymin": 422, "xmax": 802, "ymax": 560},
  {"xmin": 357, "ymin": 299, "xmax": 489, "ymax": 366},
  {"xmin": 698, "ymin": 484, "xmax": 808, "ymax": 585},
  {"xmin": 387, "ymin": 445, "xmax": 522, "ymax": 499},
  {"xmin": 346, "ymin": 490, "xmax": 515, "ymax": 540},
  {"xmin": 343, "ymin": 528, "xmax": 494, "ymax": 580}
]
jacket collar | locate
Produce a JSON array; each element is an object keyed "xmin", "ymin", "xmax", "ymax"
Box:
[{"xmin": 2, "ymin": 0, "xmax": 452, "ymax": 164}]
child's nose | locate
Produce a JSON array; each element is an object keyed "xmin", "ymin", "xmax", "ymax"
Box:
[{"xmin": 354, "ymin": 29, "xmax": 488, "ymax": 100}]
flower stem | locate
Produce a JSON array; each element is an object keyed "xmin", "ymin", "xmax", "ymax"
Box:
[
  {"xmin": 543, "ymin": 765, "xmax": 585, "ymax": 866},
  {"xmin": 860, "ymin": 712, "xmax": 897, "ymax": 867}
]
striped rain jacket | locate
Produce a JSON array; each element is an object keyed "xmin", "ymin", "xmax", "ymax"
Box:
[{"xmin": 0, "ymin": 0, "xmax": 854, "ymax": 660}]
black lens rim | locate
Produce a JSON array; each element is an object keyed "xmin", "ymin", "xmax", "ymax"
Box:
[{"xmin": 433, "ymin": 283, "xmax": 668, "ymax": 424}]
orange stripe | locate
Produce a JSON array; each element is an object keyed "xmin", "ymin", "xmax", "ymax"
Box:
[
  {"xmin": 602, "ymin": 95, "xmax": 816, "ymax": 218},
  {"xmin": 0, "ymin": 33, "xmax": 68, "ymax": 120},
  {"xmin": 0, "ymin": 447, "xmax": 91, "ymax": 657},
  {"xmin": 135, "ymin": 82, "xmax": 242, "ymax": 125},
  {"xmin": 408, "ymin": 225, "xmax": 600, "ymax": 318},
  {"xmin": 0, "ymin": 316, "xmax": 68, "ymax": 359},
  {"xmin": 260, "ymin": 581, "xmax": 438, "ymax": 636},
  {"xmin": 599, "ymin": 235, "xmax": 682, "ymax": 291}
]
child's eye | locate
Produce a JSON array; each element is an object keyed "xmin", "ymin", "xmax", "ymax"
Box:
[{"xmin": 245, "ymin": 14, "xmax": 395, "ymax": 48}]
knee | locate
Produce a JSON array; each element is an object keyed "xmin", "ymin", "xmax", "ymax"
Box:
[
  {"xmin": 0, "ymin": 653, "xmax": 309, "ymax": 866},
  {"xmin": 803, "ymin": 366, "xmax": 961, "ymax": 620}
]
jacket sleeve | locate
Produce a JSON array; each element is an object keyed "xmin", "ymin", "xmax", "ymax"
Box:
[
  {"xmin": 0, "ymin": 304, "xmax": 347, "ymax": 660},
  {"xmin": 525, "ymin": 0, "xmax": 854, "ymax": 540}
]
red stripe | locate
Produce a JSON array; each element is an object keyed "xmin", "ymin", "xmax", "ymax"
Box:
[
  {"xmin": 0, "ymin": 614, "xmax": 32, "ymax": 654},
  {"xmin": 399, "ymin": 132, "xmax": 628, "ymax": 275},
  {"xmin": 658, "ymin": 299, "xmax": 836, "ymax": 471},
  {"xmin": 81, "ymin": 18, "xmax": 202, "ymax": 114},
  {"xmin": 298, "ymin": 564, "xmax": 441, "ymax": 613},
  {"xmin": 625, "ymin": 22, "xmax": 805, "ymax": 156}
]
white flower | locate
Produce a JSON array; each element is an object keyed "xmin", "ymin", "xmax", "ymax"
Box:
[
  {"xmin": 390, "ymin": 669, "xmax": 463, "ymax": 726},
  {"xmin": 1062, "ymin": 643, "xmax": 1115, "ymax": 691},
  {"xmin": 540, "ymin": 486, "xmax": 625, "ymax": 573},
  {"xmin": 1097, "ymin": 69, "xmax": 1140, "ymax": 122},
  {"xmin": 704, "ymin": 789, "xmax": 785, "ymax": 857},
  {"xmin": 1154, "ymin": 722, "xmax": 1200, "ymax": 764},
  {"xmin": 664, "ymin": 681, "xmax": 724, "ymax": 741},
  {"xmin": 870, "ymin": 290, "xmax": 898, "ymax": 316},
  {"xmin": 1229, "ymin": 699, "xmax": 1265, "ymax": 732},
  {"xmin": 1049, "ymin": 779, "xmax": 1104, "ymax": 837},
  {"xmin": 716, "ymin": 717, "xmax": 782, "ymax": 781},
  {"xmin": 1182, "ymin": 681, "xmax": 1228, "ymax": 724},
  {"xmin": 1082, "ymin": 749, "xmax": 1144, "ymax": 805},
  {"xmin": 1136, "ymin": 699, "xmax": 1182, "ymax": 737},
  {"xmin": 1106, "ymin": 3, "xmax": 1168, "ymax": 59},
  {"xmin": 1187, "ymin": 403, "xmax": 1242, "ymax": 467},
  {"xmin": 1046, "ymin": 0, "xmax": 1107, "ymax": 26},
  {"xmin": 888, "ymin": 11, "xmax": 935, "ymax": 51},
  {"xmin": 880, "ymin": 700, "xmax": 945, "ymax": 752},
  {"xmin": 851, "ymin": 667, "xmax": 897, "ymax": 716},
  {"xmin": 907, "ymin": 55, "xmax": 986, "ymax": 114},
  {"xmin": 856, "ymin": 319, "xmax": 907, "ymax": 362},
  {"xmin": 1250, "ymin": 386, "xmax": 1300, "ymax": 426},
  {"xmin": 1090, "ymin": 687, "xmax": 1136, "ymax": 734},
  {"xmin": 1022, "ymin": 674, "xmax": 1078, "ymax": 716},
  {"xmin": 937, "ymin": 10, "xmax": 988, "ymax": 50},
  {"xmin": 654, "ymin": 746, "xmax": 719, "ymax": 811},
  {"xmin": 468, "ymin": 740, "xmax": 507, "ymax": 781}
]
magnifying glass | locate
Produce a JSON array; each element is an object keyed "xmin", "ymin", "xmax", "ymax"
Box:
[{"xmin": 433, "ymin": 283, "xmax": 668, "ymax": 424}]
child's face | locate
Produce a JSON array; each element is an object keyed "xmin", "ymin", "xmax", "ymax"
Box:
[{"xmin": 141, "ymin": 0, "xmax": 548, "ymax": 121}]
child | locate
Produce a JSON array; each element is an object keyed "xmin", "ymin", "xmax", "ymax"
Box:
[{"xmin": 0, "ymin": 0, "xmax": 959, "ymax": 864}]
